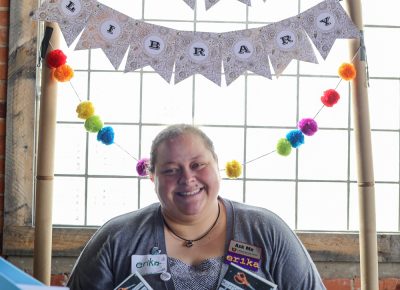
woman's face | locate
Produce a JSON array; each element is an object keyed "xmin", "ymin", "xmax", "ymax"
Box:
[{"xmin": 150, "ymin": 133, "xmax": 220, "ymax": 221}]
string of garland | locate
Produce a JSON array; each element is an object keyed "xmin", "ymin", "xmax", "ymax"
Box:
[{"xmin": 44, "ymin": 48, "xmax": 357, "ymax": 180}]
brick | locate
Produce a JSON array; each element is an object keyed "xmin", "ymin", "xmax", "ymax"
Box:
[
  {"xmin": 0, "ymin": 27, "xmax": 8, "ymax": 46},
  {"xmin": 0, "ymin": 101, "xmax": 5, "ymax": 118},
  {"xmin": 0, "ymin": 11, "xmax": 9, "ymax": 26},
  {"xmin": 0, "ymin": 119, "xmax": 4, "ymax": 137},
  {"xmin": 0, "ymin": 0, "xmax": 9, "ymax": 8},
  {"xmin": 323, "ymin": 279, "xmax": 352, "ymax": 290},
  {"xmin": 0, "ymin": 63, "xmax": 6, "ymax": 79},
  {"xmin": 50, "ymin": 274, "xmax": 68, "ymax": 286},
  {"xmin": 0, "ymin": 47, "xmax": 7, "ymax": 64},
  {"xmin": 0, "ymin": 175, "xmax": 4, "ymax": 193},
  {"xmin": 0, "ymin": 82, "xmax": 5, "ymax": 100},
  {"xmin": 380, "ymin": 278, "xmax": 400, "ymax": 290}
]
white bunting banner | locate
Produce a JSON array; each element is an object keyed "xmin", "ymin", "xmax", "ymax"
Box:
[
  {"xmin": 125, "ymin": 22, "xmax": 177, "ymax": 83},
  {"xmin": 32, "ymin": 0, "xmax": 360, "ymax": 86},
  {"xmin": 260, "ymin": 16, "xmax": 318, "ymax": 77},
  {"xmin": 32, "ymin": 0, "xmax": 100, "ymax": 46},
  {"xmin": 74, "ymin": 3, "xmax": 134, "ymax": 69},
  {"xmin": 174, "ymin": 31, "xmax": 222, "ymax": 85},
  {"xmin": 222, "ymin": 28, "xmax": 271, "ymax": 86},
  {"xmin": 300, "ymin": 0, "xmax": 360, "ymax": 59}
]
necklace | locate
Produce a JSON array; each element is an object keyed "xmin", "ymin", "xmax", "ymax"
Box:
[{"xmin": 163, "ymin": 203, "xmax": 221, "ymax": 248}]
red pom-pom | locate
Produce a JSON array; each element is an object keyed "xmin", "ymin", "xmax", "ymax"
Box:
[
  {"xmin": 46, "ymin": 49, "xmax": 67, "ymax": 68},
  {"xmin": 321, "ymin": 89, "xmax": 340, "ymax": 107}
]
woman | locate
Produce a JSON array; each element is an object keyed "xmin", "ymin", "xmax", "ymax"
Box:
[{"xmin": 67, "ymin": 124, "xmax": 326, "ymax": 290}]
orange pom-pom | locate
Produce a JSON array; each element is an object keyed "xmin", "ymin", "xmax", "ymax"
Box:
[
  {"xmin": 338, "ymin": 63, "xmax": 356, "ymax": 81},
  {"xmin": 53, "ymin": 64, "xmax": 74, "ymax": 82}
]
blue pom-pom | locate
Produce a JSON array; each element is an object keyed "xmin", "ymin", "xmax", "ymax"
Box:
[
  {"xmin": 97, "ymin": 126, "xmax": 114, "ymax": 145},
  {"xmin": 286, "ymin": 129, "xmax": 304, "ymax": 148}
]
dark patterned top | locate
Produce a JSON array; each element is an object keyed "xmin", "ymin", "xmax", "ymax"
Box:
[{"xmin": 169, "ymin": 256, "xmax": 224, "ymax": 290}]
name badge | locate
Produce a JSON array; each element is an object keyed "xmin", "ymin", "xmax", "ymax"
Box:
[
  {"xmin": 225, "ymin": 240, "xmax": 262, "ymax": 272},
  {"xmin": 131, "ymin": 254, "xmax": 168, "ymax": 275}
]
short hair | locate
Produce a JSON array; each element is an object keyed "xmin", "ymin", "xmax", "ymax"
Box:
[{"xmin": 148, "ymin": 124, "xmax": 218, "ymax": 173}]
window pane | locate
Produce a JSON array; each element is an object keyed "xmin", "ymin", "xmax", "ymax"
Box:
[
  {"xmin": 298, "ymin": 130, "xmax": 348, "ymax": 180},
  {"xmin": 54, "ymin": 124, "xmax": 87, "ymax": 175},
  {"xmin": 139, "ymin": 178, "xmax": 159, "ymax": 208},
  {"xmin": 90, "ymin": 72, "xmax": 141, "ymax": 123},
  {"xmin": 143, "ymin": 0, "xmax": 194, "ymax": 21},
  {"xmin": 298, "ymin": 182, "xmax": 348, "ymax": 230},
  {"xmin": 249, "ymin": 0, "xmax": 299, "ymax": 23},
  {"xmin": 349, "ymin": 183, "xmax": 399, "ymax": 232},
  {"xmin": 53, "ymin": 177, "xmax": 85, "ymax": 225},
  {"xmin": 362, "ymin": 0, "xmax": 400, "ymax": 26},
  {"xmin": 87, "ymin": 178, "xmax": 138, "ymax": 225},
  {"xmin": 247, "ymin": 76, "xmax": 297, "ymax": 127},
  {"xmin": 88, "ymin": 125, "xmax": 139, "ymax": 176},
  {"xmin": 197, "ymin": 0, "xmax": 246, "ymax": 22},
  {"xmin": 98, "ymin": 0, "xmax": 142, "ymax": 19},
  {"xmin": 246, "ymin": 128, "xmax": 296, "ymax": 180},
  {"xmin": 246, "ymin": 181, "xmax": 296, "ymax": 229},
  {"xmin": 195, "ymin": 76, "xmax": 245, "ymax": 125},
  {"xmin": 220, "ymin": 179, "xmax": 244, "ymax": 203}
]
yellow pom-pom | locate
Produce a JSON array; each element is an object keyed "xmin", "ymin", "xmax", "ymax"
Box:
[
  {"xmin": 225, "ymin": 160, "xmax": 242, "ymax": 179},
  {"xmin": 338, "ymin": 62, "xmax": 356, "ymax": 81},
  {"xmin": 76, "ymin": 101, "xmax": 95, "ymax": 120},
  {"xmin": 53, "ymin": 64, "xmax": 74, "ymax": 82}
]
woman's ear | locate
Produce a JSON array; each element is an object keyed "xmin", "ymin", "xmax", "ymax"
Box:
[{"xmin": 149, "ymin": 173, "xmax": 155, "ymax": 182}]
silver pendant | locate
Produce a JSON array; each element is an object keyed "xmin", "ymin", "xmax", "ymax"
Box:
[{"xmin": 185, "ymin": 240, "xmax": 193, "ymax": 247}]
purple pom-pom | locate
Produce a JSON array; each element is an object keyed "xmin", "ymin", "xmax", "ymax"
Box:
[
  {"xmin": 286, "ymin": 129, "xmax": 304, "ymax": 148},
  {"xmin": 97, "ymin": 126, "xmax": 114, "ymax": 145},
  {"xmin": 136, "ymin": 158, "xmax": 150, "ymax": 177},
  {"xmin": 298, "ymin": 118, "xmax": 318, "ymax": 136}
]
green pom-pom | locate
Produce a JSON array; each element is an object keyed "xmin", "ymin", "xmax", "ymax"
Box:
[
  {"xmin": 84, "ymin": 115, "xmax": 103, "ymax": 133},
  {"xmin": 276, "ymin": 138, "xmax": 292, "ymax": 156}
]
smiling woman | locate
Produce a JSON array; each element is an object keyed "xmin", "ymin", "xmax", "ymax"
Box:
[{"xmin": 66, "ymin": 124, "xmax": 326, "ymax": 290}]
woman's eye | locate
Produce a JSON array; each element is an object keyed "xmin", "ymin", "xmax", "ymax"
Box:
[
  {"xmin": 192, "ymin": 162, "xmax": 206, "ymax": 170},
  {"xmin": 162, "ymin": 168, "xmax": 179, "ymax": 175}
]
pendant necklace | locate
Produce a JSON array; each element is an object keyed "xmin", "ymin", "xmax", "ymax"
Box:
[{"xmin": 163, "ymin": 203, "xmax": 221, "ymax": 248}]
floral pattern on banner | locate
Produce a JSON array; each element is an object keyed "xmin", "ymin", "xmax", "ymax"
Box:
[
  {"xmin": 125, "ymin": 22, "xmax": 177, "ymax": 83},
  {"xmin": 33, "ymin": 0, "xmax": 360, "ymax": 86},
  {"xmin": 260, "ymin": 16, "xmax": 318, "ymax": 77},
  {"xmin": 174, "ymin": 31, "xmax": 222, "ymax": 85},
  {"xmin": 300, "ymin": 0, "xmax": 360, "ymax": 60},
  {"xmin": 222, "ymin": 28, "xmax": 271, "ymax": 86},
  {"xmin": 32, "ymin": 0, "xmax": 100, "ymax": 46},
  {"xmin": 74, "ymin": 3, "xmax": 134, "ymax": 69}
]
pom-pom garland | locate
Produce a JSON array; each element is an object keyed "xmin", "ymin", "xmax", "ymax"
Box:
[
  {"xmin": 84, "ymin": 115, "xmax": 103, "ymax": 133},
  {"xmin": 338, "ymin": 62, "xmax": 356, "ymax": 81},
  {"xmin": 76, "ymin": 101, "xmax": 95, "ymax": 120},
  {"xmin": 97, "ymin": 126, "xmax": 114, "ymax": 145},
  {"xmin": 225, "ymin": 160, "xmax": 242, "ymax": 179},
  {"xmin": 53, "ymin": 64, "xmax": 74, "ymax": 82},
  {"xmin": 321, "ymin": 89, "xmax": 340, "ymax": 107},
  {"xmin": 46, "ymin": 49, "xmax": 67, "ymax": 68},
  {"xmin": 286, "ymin": 129, "xmax": 304, "ymax": 148},
  {"xmin": 276, "ymin": 138, "xmax": 292, "ymax": 156},
  {"xmin": 136, "ymin": 158, "xmax": 150, "ymax": 177},
  {"xmin": 298, "ymin": 118, "xmax": 318, "ymax": 136}
]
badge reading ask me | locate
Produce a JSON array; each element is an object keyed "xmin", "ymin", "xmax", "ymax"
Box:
[{"xmin": 131, "ymin": 254, "xmax": 167, "ymax": 276}]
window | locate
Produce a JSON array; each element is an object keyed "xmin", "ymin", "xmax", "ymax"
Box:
[{"xmin": 48, "ymin": 0, "xmax": 400, "ymax": 232}]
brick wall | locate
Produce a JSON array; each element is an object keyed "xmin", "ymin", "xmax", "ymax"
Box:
[{"xmin": 0, "ymin": 0, "xmax": 9, "ymax": 257}]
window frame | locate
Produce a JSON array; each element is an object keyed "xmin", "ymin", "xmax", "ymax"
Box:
[{"xmin": 3, "ymin": 0, "xmax": 400, "ymax": 266}]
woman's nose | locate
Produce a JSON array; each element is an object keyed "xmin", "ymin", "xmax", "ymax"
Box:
[{"xmin": 178, "ymin": 168, "xmax": 196, "ymax": 184}]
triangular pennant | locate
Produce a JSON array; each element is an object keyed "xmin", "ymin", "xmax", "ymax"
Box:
[
  {"xmin": 125, "ymin": 22, "xmax": 177, "ymax": 83},
  {"xmin": 237, "ymin": 0, "xmax": 251, "ymax": 6},
  {"xmin": 300, "ymin": 0, "xmax": 360, "ymax": 59},
  {"xmin": 221, "ymin": 28, "xmax": 271, "ymax": 86},
  {"xmin": 174, "ymin": 31, "xmax": 222, "ymax": 86},
  {"xmin": 205, "ymin": 0, "xmax": 221, "ymax": 10},
  {"xmin": 183, "ymin": 0, "xmax": 196, "ymax": 9},
  {"xmin": 74, "ymin": 3, "xmax": 134, "ymax": 70},
  {"xmin": 32, "ymin": 0, "xmax": 100, "ymax": 46},
  {"xmin": 260, "ymin": 16, "xmax": 318, "ymax": 77}
]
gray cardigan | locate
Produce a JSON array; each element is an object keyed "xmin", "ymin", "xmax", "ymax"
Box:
[{"xmin": 67, "ymin": 198, "xmax": 326, "ymax": 290}]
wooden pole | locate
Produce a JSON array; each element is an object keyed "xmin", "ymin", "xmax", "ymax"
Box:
[
  {"xmin": 33, "ymin": 22, "xmax": 60, "ymax": 285},
  {"xmin": 345, "ymin": 1, "xmax": 379, "ymax": 289}
]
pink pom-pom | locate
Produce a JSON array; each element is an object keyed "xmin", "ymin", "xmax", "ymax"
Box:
[
  {"xmin": 321, "ymin": 89, "xmax": 340, "ymax": 107},
  {"xmin": 136, "ymin": 158, "xmax": 149, "ymax": 177},
  {"xmin": 298, "ymin": 118, "xmax": 318, "ymax": 136}
]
